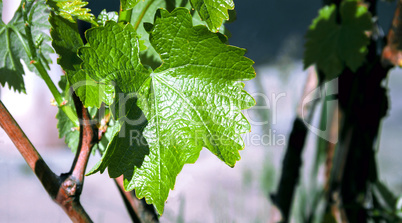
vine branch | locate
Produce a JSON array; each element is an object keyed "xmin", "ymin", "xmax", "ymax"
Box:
[
  {"xmin": 0, "ymin": 100, "xmax": 92, "ymax": 222},
  {"xmin": 0, "ymin": 100, "xmax": 59, "ymax": 196},
  {"xmin": 115, "ymin": 176, "xmax": 142, "ymax": 223},
  {"xmin": 69, "ymin": 93, "xmax": 95, "ymax": 185}
]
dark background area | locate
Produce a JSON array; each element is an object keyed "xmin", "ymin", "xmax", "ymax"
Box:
[
  {"xmin": 87, "ymin": 0, "xmax": 397, "ymax": 64},
  {"xmin": 226, "ymin": 0, "xmax": 396, "ymax": 63}
]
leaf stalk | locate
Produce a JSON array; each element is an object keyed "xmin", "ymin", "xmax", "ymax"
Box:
[
  {"xmin": 134, "ymin": 0, "xmax": 155, "ymax": 31},
  {"xmin": 20, "ymin": 0, "xmax": 79, "ymax": 126}
]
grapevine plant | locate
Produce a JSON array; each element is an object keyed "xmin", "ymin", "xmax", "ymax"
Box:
[
  {"xmin": 0, "ymin": 0, "xmax": 255, "ymax": 221},
  {"xmin": 271, "ymin": 0, "xmax": 402, "ymax": 222}
]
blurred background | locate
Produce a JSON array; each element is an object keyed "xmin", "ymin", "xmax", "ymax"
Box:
[{"xmin": 1, "ymin": 0, "xmax": 401, "ymax": 222}]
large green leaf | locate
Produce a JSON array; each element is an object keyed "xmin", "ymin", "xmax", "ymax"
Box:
[
  {"xmin": 50, "ymin": 13, "xmax": 114, "ymax": 108},
  {"xmin": 86, "ymin": 8, "xmax": 255, "ymax": 214},
  {"xmin": 190, "ymin": 0, "xmax": 234, "ymax": 32},
  {"xmin": 46, "ymin": 0, "xmax": 96, "ymax": 24},
  {"xmin": 0, "ymin": 0, "xmax": 53, "ymax": 93},
  {"xmin": 304, "ymin": 0, "xmax": 372, "ymax": 79}
]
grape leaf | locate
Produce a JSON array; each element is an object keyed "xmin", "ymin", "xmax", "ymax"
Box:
[
  {"xmin": 0, "ymin": 0, "xmax": 53, "ymax": 93},
  {"xmin": 133, "ymin": 8, "xmax": 254, "ymax": 213},
  {"xmin": 49, "ymin": 13, "xmax": 114, "ymax": 108},
  {"xmin": 304, "ymin": 1, "xmax": 372, "ymax": 80},
  {"xmin": 46, "ymin": 0, "xmax": 96, "ymax": 25},
  {"xmin": 120, "ymin": 0, "xmax": 141, "ymax": 11},
  {"xmin": 85, "ymin": 8, "xmax": 255, "ymax": 214},
  {"xmin": 190, "ymin": 0, "xmax": 234, "ymax": 32}
]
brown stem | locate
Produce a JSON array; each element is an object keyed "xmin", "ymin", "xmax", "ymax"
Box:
[
  {"xmin": 97, "ymin": 122, "xmax": 144, "ymax": 222},
  {"xmin": 114, "ymin": 177, "xmax": 159, "ymax": 222},
  {"xmin": 0, "ymin": 100, "xmax": 92, "ymax": 222},
  {"xmin": 53, "ymin": 93, "xmax": 95, "ymax": 222},
  {"xmin": 55, "ymin": 182, "xmax": 93, "ymax": 223},
  {"xmin": 114, "ymin": 176, "xmax": 142, "ymax": 223},
  {"xmin": 0, "ymin": 100, "xmax": 59, "ymax": 197},
  {"xmin": 323, "ymin": 106, "xmax": 340, "ymax": 192},
  {"xmin": 69, "ymin": 93, "xmax": 95, "ymax": 185}
]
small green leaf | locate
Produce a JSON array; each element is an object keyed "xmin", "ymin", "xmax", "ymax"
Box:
[
  {"xmin": 0, "ymin": 0, "xmax": 53, "ymax": 93},
  {"xmin": 84, "ymin": 8, "xmax": 255, "ymax": 214},
  {"xmin": 46, "ymin": 0, "xmax": 96, "ymax": 24},
  {"xmin": 304, "ymin": 1, "xmax": 372, "ymax": 79},
  {"xmin": 190, "ymin": 0, "xmax": 234, "ymax": 32}
]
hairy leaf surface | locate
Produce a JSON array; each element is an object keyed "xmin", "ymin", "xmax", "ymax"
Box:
[
  {"xmin": 304, "ymin": 1, "xmax": 372, "ymax": 79},
  {"xmin": 85, "ymin": 8, "xmax": 255, "ymax": 214},
  {"xmin": 0, "ymin": 0, "xmax": 53, "ymax": 93}
]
